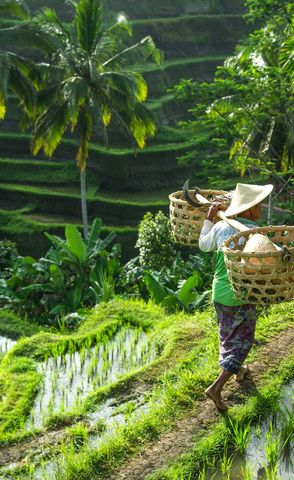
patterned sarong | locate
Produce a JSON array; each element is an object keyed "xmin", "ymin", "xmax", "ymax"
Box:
[{"xmin": 214, "ymin": 302, "xmax": 257, "ymax": 374}]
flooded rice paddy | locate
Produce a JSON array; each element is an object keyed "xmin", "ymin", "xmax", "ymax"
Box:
[
  {"xmin": 207, "ymin": 382, "xmax": 294, "ymax": 479},
  {"xmin": 12, "ymin": 381, "xmax": 294, "ymax": 480},
  {"xmin": 25, "ymin": 396, "xmax": 152, "ymax": 480},
  {"xmin": 26, "ymin": 327, "xmax": 156, "ymax": 429},
  {"xmin": 0, "ymin": 336, "xmax": 16, "ymax": 357}
]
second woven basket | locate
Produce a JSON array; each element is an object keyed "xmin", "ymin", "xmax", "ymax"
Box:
[{"xmin": 223, "ymin": 225, "xmax": 294, "ymax": 305}]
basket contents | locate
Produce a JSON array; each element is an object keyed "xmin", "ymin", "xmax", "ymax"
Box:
[
  {"xmin": 169, "ymin": 189, "xmax": 232, "ymax": 247},
  {"xmin": 242, "ymin": 233, "xmax": 281, "ymax": 273},
  {"xmin": 223, "ymin": 226, "xmax": 294, "ymax": 305}
]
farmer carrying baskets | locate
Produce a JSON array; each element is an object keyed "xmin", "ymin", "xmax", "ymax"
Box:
[{"xmin": 199, "ymin": 183, "xmax": 273, "ymax": 412}]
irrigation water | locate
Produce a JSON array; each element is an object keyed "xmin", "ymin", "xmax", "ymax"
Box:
[
  {"xmin": 0, "ymin": 336, "xmax": 16, "ymax": 357},
  {"xmin": 13, "ymin": 395, "xmax": 151, "ymax": 480},
  {"xmin": 3, "ymin": 329, "xmax": 154, "ymax": 480},
  {"xmin": 207, "ymin": 381, "xmax": 294, "ymax": 479},
  {"xmin": 26, "ymin": 327, "xmax": 156, "ymax": 429}
]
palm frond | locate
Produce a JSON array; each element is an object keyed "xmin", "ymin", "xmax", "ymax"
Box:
[
  {"xmin": 8, "ymin": 64, "xmax": 36, "ymax": 116},
  {"xmin": 32, "ymin": 98, "xmax": 72, "ymax": 156},
  {"xmin": 0, "ymin": 52, "xmax": 9, "ymax": 111},
  {"xmin": 37, "ymin": 84, "xmax": 60, "ymax": 110},
  {"xmin": 75, "ymin": 0, "xmax": 102, "ymax": 53},
  {"xmin": 102, "ymin": 36, "xmax": 162, "ymax": 69},
  {"xmin": 128, "ymin": 103, "xmax": 156, "ymax": 148},
  {"xmin": 0, "ymin": 21, "xmax": 58, "ymax": 55},
  {"xmin": 0, "ymin": 0, "xmax": 30, "ymax": 20},
  {"xmin": 0, "ymin": 102, "xmax": 5, "ymax": 120},
  {"xmin": 100, "ymin": 70, "xmax": 149, "ymax": 109},
  {"xmin": 34, "ymin": 7, "xmax": 71, "ymax": 45},
  {"xmin": 101, "ymin": 104, "xmax": 111, "ymax": 126},
  {"xmin": 93, "ymin": 32, "xmax": 119, "ymax": 64},
  {"xmin": 63, "ymin": 76, "xmax": 89, "ymax": 128},
  {"xmin": 108, "ymin": 12, "xmax": 132, "ymax": 38}
]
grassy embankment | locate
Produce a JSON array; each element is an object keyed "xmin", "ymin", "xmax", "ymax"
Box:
[
  {"xmin": 0, "ymin": 300, "xmax": 188, "ymax": 445},
  {"xmin": 0, "ymin": 300, "xmax": 293, "ymax": 478}
]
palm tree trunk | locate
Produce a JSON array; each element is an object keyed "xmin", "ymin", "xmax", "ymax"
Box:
[{"xmin": 80, "ymin": 169, "xmax": 89, "ymax": 238}]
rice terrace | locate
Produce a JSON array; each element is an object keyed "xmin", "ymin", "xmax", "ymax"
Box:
[{"xmin": 0, "ymin": 0, "xmax": 293, "ymax": 479}]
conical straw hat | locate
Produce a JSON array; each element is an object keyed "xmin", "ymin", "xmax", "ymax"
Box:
[{"xmin": 225, "ymin": 183, "xmax": 273, "ymax": 217}]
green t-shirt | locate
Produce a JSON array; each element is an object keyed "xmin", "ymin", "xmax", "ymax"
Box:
[{"xmin": 212, "ymin": 218, "xmax": 256, "ymax": 306}]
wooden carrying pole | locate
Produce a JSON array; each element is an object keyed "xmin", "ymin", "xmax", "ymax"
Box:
[{"xmin": 194, "ymin": 192, "xmax": 248, "ymax": 232}]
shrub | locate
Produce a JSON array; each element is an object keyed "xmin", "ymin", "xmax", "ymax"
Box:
[
  {"xmin": 136, "ymin": 211, "xmax": 176, "ymax": 270},
  {"xmin": 0, "ymin": 240, "xmax": 18, "ymax": 276}
]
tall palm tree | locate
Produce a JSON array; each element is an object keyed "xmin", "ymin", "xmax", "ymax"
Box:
[
  {"xmin": 30, "ymin": 0, "xmax": 162, "ymax": 236},
  {"xmin": 0, "ymin": 0, "xmax": 36, "ymax": 120}
]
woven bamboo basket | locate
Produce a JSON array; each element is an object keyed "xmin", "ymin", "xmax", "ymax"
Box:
[
  {"xmin": 169, "ymin": 189, "xmax": 230, "ymax": 246},
  {"xmin": 223, "ymin": 226, "xmax": 294, "ymax": 305}
]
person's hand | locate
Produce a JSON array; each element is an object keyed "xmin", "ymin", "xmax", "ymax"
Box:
[{"xmin": 206, "ymin": 203, "xmax": 223, "ymax": 221}]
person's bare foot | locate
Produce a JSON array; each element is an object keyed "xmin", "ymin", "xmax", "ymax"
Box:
[
  {"xmin": 205, "ymin": 386, "xmax": 228, "ymax": 412},
  {"xmin": 234, "ymin": 365, "xmax": 249, "ymax": 382}
]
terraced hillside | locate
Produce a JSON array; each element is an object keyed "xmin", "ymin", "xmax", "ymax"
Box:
[{"xmin": 0, "ymin": 0, "xmax": 252, "ymax": 257}]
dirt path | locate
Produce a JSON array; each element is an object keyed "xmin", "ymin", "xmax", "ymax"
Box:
[{"xmin": 107, "ymin": 327, "xmax": 294, "ymax": 480}]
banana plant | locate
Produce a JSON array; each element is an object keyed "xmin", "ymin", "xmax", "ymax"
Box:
[
  {"xmin": 0, "ymin": 219, "xmax": 120, "ymax": 323},
  {"xmin": 144, "ymin": 271, "xmax": 210, "ymax": 313}
]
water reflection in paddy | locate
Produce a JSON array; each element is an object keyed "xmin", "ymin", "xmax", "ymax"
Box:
[
  {"xmin": 26, "ymin": 327, "xmax": 156, "ymax": 429},
  {"xmin": 208, "ymin": 382, "xmax": 294, "ymax": 479},
  {"xmin": 0, "ymin": 336, "xmax": 16, "ymax": 356}
]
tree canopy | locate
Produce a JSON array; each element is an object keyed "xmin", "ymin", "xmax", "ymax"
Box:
[{"xmin": 172, "ymin": 0, "xmax": 294, "ymax": 186}]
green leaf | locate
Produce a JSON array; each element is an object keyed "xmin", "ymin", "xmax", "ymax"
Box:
[
  {"xmin": 144, "ymin": 272, "xmax": 168, "ymax": 304},
  {"xmin": 87, "ymin": 217, "xmax": 102, "ymax": 252},
  {"xmin": 65, "ymin": 224, "xmax": 87, "ymax": 264},
  {"xmin": 162, "ymin": 295, "xmax": 179, "ymax": 313},
  {"xmin": 49, "ymin": 264, "xmax": 64, "ymax": 291},
  {"xmin": 177, "ymin": 272, "xmax": 202, "ymax": 307},
  {"xmin": 191, "ymin": 290, "xmax": 211, "ymax": 309},
  {"xmin": 49, "ymin": 304, "xmax": 64, "ymax": 315},
  {"xmin": 75, "ymin": 0, "xmax": 102, "ymax": 53},
  {"xmin": 66, "ymin": 279, "xmax": 83, "ymax": 311},
  {"xmin": 0, "ymin": 0, "xmax": 30, "ymax": 20},
  {"xmin": 22, "ymin": 256, "xmax": 35, "ymax": 264}
]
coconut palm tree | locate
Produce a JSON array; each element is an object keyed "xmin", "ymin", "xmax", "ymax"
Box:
[
  {"xmin": 0, "ymin": 0, "xmax": 36, "ymax": 120},
  {"xmin": 30, "ymin": 0, "xmax": 162, "ymax": 236}
]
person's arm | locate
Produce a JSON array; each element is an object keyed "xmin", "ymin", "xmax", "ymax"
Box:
[
  {"xmin": 199, "ymin": 220, "xmax": 217, "ymax": 252},
  {"xmin": 199, "ymin": 203, "xmax": 223, "ymax": 252}
]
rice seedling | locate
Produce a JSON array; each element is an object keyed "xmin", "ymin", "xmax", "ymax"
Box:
[
  {"xmin": 95, "ymin": 419, "xmax": 107, "ymax": 434},
  {"xmin": 260, "ymin": 421, "xmax": 283, "ymax": 480},
  {"xmin": 240, "ymin": 463, "xmax": 255, "ymax": 480},
  {"xmin": 67, "ymin": 423, "xmax": 89, "ymax": 449},
  {"xmin": 219, "ymin": 445, "xmax": 234, "ymax": 480},
  {"xmin": 279, "ymin": 404, "xmax": 294, "ymax": 446},
  {"xmin": 265, "ymin": 422, "xmax": 282, "ymax": 468},
  {"xmin": 227, "ymin": 417, "xmax": 251, "ymax": 454},
  {"xmin": 196, "ymin": 464, "xmax": 207, "ymax": 480},
  {"xmin": 22, "ymin": 326, "xmax": 156, "ymax": 429}
]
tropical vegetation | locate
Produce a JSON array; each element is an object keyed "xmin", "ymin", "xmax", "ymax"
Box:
[
  {"xmin": 0, "ymin": 1, "xmax": 293, "ymax": 479},
  {"xmin": 173, "ymin": 0, "xmax": 294, "ymax": 189}
]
